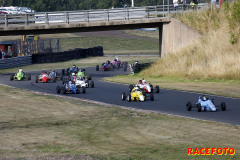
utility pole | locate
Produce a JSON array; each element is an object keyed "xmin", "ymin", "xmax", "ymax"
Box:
[{"xmin": 132, "ymin": 0, "xmax": 134, "ymax": 7}]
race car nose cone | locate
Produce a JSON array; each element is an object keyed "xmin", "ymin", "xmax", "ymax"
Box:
[
  {"xmin": 139, "ymin": 95, "xmax": 144, "ymax": 101},
  {"xmin": 42, "ymin": 76, "xmax": 48, "ymax": 82}
]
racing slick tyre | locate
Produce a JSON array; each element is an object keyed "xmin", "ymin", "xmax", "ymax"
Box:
[
  {"xmin": 27, "ymin": 74, "xmax": 31, "ymax": 80},
  {"xmin": 150, "ymin": 93, "xmax": 154, "ymax": 101},
  {"xmin": 117, "ymin": 63, "xmax": 120, "ymax": 70},
  {"xmin": 62, "ymin": 87, "xmax": 67, "ymax": 95},
  {"xmin": 197, "ymin": 104, "xmax": 202, "ymax": 112},
  {"xmin": 121, "ymin": 92, "xmax": 126, "ymax": 100},
  {"xmin": 60, "ymin": 74, "xmax": 63, "ymax": 80},
  {"xmin": 90, "ymin": 81, "xmax": 94, "ymax": 88},
  {"xmin": 56, "ymin": 86, "xmax": 61, "ymax": 94},
  {"xmin": 129, "ymin": 85, "xmax": 134, "ymax": 92},
  {"xmin": 221, "ymin": 102, "xmax": 226, "ymax": 111},
  {"xmin": 96, "ymin": 65, "xmax": 99, "ymax": 71},
  {"xmin": 155, "ymin": 85, "xmax": 160, "ymax": 93},
  {"xmin": 87, "ymin": 74, "xmax": 92, "ymax": 80},
  {"xmin": 35, "ymin": 76, "xmax": 38, "ymax": 83},
  {"xmin": 150, "ymin": 84, "xmax": 154, "ymax": 92},
  {"xmin": 62, "ymin": 69, "xmax": 65, "ymax": 76},
  {"xmin": 66, "ymin": 68, "xmax": 70, "ymax": 75},
  {"xmin": 186, "ymin": 101, "xmax": 192, "ymax": 111},
  {"xmin": 10, "ymin": 74, "xmax": 14, "ymax": 81},
  {"xmin": 110, "ymin": 64, "xmax": 114, "ymax": 71},
  {"xmin": 142, "ymin": 90, "xmax": 146, "ymax": 97},
  {"xmin": 82, "ymin": 87, "xmax": 86, "ymax": 94},
  {"xmin": 127, "ymin": 94, "xmax": 131, "ymax": 102}
]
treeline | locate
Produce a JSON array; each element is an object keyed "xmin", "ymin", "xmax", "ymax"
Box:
[{"xmin": 1, "ymin": 0, "xmax": 207, "ymax": 12}]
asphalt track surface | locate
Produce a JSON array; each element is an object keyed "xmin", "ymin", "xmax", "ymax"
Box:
[{"xmin": 0, "ymin": 67, "xmax": 240, "ymax": 126}]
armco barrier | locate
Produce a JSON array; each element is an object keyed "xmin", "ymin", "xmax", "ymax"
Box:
[
  {"xmin": 32, "ymin": 46, "xmax": 104, "ymax": 64},
  {"xmin": 0, "ymin": 56, "xmax": 32, "ymax": 69}
]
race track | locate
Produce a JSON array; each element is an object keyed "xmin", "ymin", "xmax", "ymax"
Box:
[{"xmin": 1, "ymin": 67, "xmax": 240, "ymax": 126}]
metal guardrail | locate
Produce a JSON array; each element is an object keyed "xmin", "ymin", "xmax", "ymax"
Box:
[
  {"xmin": 0, "ymin": 56, "xmax": 32, "ymax": 69},
  {"xmin": 0, "ymin": 4, "xmax": 209, "ymax": 27}
]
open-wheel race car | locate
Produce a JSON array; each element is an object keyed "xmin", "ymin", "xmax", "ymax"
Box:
[
  {"xmin": 121, "ymin": 86, "xmax": 154, "ymax": 102},
  {"xmin": 186, "ymin": 95, "xmax": 226, "ymax": 112},
  {"xmin": 63, "ymin": 73, "xmax": 94, "ymax": 88},
  {"xmin": 49, "ymin": 69, "xmax": 63, "ymax": 81},
  {"xmin": 129, "ymin": 79, "xmax": 160, "ymax": 94},
  {"xmin": 10, "ymin": 69, "xmax": 31, "ymax": 81},
  {"xmin": 56, "ymin": 80, "xmax": 85, "ymax": 94},
  {"xmin": 35, "ymin": 71, "xmax": 56, "ymax": 83},
  {"xmin": 62, "ymin": 65, "xmax": 79, "ymax": 76},
  {"xmin": 96, "ymin": 59, "xmax": 128, "ymax": 71}
]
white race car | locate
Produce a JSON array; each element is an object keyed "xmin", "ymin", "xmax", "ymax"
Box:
[
  {"xmin": 75, "ymin": 77, "xmax": 94, "ymax": 88},
  {"xmin": 186, "ymin": 95, "xmax": 226, "ymax": 112},
  {"xmin": 129, "ymin": 79, "xmax": 160, "ymax": 94}
]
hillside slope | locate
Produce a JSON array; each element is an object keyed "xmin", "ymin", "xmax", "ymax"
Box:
[{"xmin": 144, "ymin": 2, "xmax": 240, "ymax": 80}]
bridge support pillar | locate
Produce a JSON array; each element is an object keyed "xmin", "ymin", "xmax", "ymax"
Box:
[{"xmin": 158, "ymin": 24, "xmax": 163, "ymax": 57}]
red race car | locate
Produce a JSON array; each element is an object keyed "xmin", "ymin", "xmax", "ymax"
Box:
[{"xmin": 35, "ymin": 71, "xmax": 56, "ymax": 83}]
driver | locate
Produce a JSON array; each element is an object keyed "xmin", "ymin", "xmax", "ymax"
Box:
[
  {"xmin": 202, "ymin": 95, "xmax": 208, "ymax": 101},
  {"xmin": 49, "ymin": 69, "xmax": 56, "ymax": 77},
  {"xmin": 138, "ymin": 80, "xmax": 142, "ymax": 84},
  {"xmin": 142, "ymin": 79, "xmax": 146, "ymax": 84},
  {"xmin": 77, "ymin": 69, "xmax": 87, "ymax": 78},
  {"xmin": 41, "ymin": 70, "xmax": 47, "ymax": 74}
]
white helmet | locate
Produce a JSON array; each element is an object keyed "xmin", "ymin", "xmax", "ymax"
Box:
[
  {"xmin": 142, "ymin": 79, "xmax": 146, "ymax": 84},
  {"xmin": 72, "ymin": 73, "xmax": 75, "ymax": 76},
  {"xmin": 19, "ymin": 69, "xmax": 23, "ymax": 72},
  {"xmin": 203, "ymin": 96, "xmax": 207, "ymax": 101}
]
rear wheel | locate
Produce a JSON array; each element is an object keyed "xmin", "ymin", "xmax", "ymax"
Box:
[
  {"xmin": 35, "ymin": 76, "xmax": 38, "ymax": 83},
  {"xmin": 127, "ymin": 94, "xmax": 131, "ymax": 102},
  {"xmin": 56, "ymin": 86, "xmax": 61, "ymax": 93},
  {"xmin": 129, "ymin": 85, "xmax": 134, "ymax": 92},
  {"xmin": 186, "ymin": 101, "xmax": 192, "ymax": 111},
  {"xmin": 155, "ymin": 85, "xmax": 160, "ymax": 93},
  {"xmin": 52, "ymin": 77, "xmax": 56, "ymax": 83},
  {"xmin": 150, "ymin": 93, "xmax": 154, "ymax": 101},
  {"xmin": 121, "ymin": 92, "xmax": 126, "ymax": 100},
  {"xmin": 62, "ymin": 69, "xmax": 65, "ymax": 75},
  {"xmin": 197, "ymin": 104, "xmax": 202, "ymax": 112},
  {"xmin": 221, "ymin": 102, "xmax": 226, "ymax": 111},
  {"xmin": 60, "ymin": 74, "xmax": 63, "ymax": 80},
  {"xmin": 117, "ymin": 63, "xmax": 120, "ymax": 70},
  {"xmin": 96, "ymin": 65, "xmax": 99, "ymax": 71},
  {"xmin": 142, "ymin": 90, "xmax": 146, "ymax": 97},
  {"xmin": 82, "ymin": 87, "xmax": 86, "ymax": 94},
  {"xmin": 87, "ymin": 74, "xmax": 92, "ymax": 80}
]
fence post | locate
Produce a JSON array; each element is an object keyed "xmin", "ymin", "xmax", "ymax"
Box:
[
  {"xmin": 107, "ymin": 10, "xmax": 109, "ymax": 21},
  {"xmin": 65, "ymin": 12, "xmax": 69, "ymax": 24},
  {"xmin": 25, "ymin": 14, "xmax": 29, "ymax": 26},
  {"xmin": 45, "ymin": 13, "xmax": 49, "ymax": 25},
  {"xmin": 5, "ymin": 14, "xmax": 8, "ymax": 27}
]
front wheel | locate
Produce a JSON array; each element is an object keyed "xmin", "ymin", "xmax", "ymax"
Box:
[
  {"xmin": 155, "ymin": 85, "xmax": 160, "ymax": 93},
  {"xmin": 27, "ymin": 74, "xmax": 31, "ymax": 80},
  {"xmin": 96, "ymin": 65, "xmax": 99, "ymax": 71},
  {"xmin": 186, "ymin": 101, "xmax": 192, "ymax": 111},
  {"xmin": 10, "ymin": 74, "xmax": 14, "ymax": 81},
  {"xmin": 129, "ymin": 85, "xmax": 134, "ymax": 92},
  {"xmin": 56, "ymin": 86, "xmax": 61, "ymax": 94},
  {"xmin": 35, "ymin": 76, "xmax": 38, "ymax": 83},
  {"xmin": 221, "ymin": 102, "xmax": 226, "ymax": 111},
  {"xmin": 90, "ymin": 81, "xmax": 94, "ymax": 88},
  {"xmin": 82, "ymin": 87, "xmax": 86, "ymax": 94},
  {"xmin": 197, "ymin": 104, "xmax": 202, "ymax": 112},
  {"xmin": 121, "ymin": 92, "xmax": 126, "ymax": 100},
  {"xmin": 150, "ymin": 93, "xmax": 154, "ymax": 101},
  {"xmin": 127, "ymin": 94, "xmax": 131, "ymax": 102}
]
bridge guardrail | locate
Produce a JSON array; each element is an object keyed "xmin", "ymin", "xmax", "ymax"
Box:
[{"xmin": 0, "ymin": 4, "xmax": 209, "ymax": 27}]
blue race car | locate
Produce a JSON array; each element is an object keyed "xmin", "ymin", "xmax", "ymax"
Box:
[
  {"xmin": 56, "ymin": 80, "xmax": 85, "ymax": 94},
  {"xmin": 186, "ymin": 95, "xmax": 226, "ymax": 112},
  {"xmin": 62, "ymin": 65, "xmax": 79, "ymax": 76}
]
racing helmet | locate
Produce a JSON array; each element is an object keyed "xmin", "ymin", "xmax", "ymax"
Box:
[
  {"xmin": 82, "ymin": 69, "xmax": 85, "ymax": 72},
  {"xmin": 142, "ymin": 79, "xmax": 146, "ymax": 84},
  {"xmin": 139, "ymin": 80, "xmax": 142, "ymax": 84},
  {"xmin": 42, "ymin": 70, "xmax": 46, "ymax": 73},
  {"xmin": 203, "ymin": 95, "xmax": 207, "ymax": 101},
  {"xmin": 73, "ymin": 65, "xmax": 76, "ymax": 68},
  {"xmin": 72, "ymin": 73, "xmax": 75, "ymax": 76},
  {"xmin": 19, "ymin": 69, "xmax": 23, "ymax": 72},
  {"xmin": 51, "ymin": 69, "xmax": 55, "ymax": 72}
]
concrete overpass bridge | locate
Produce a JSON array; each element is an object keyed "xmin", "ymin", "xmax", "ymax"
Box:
[{"xmin": 0, "ymin": 5, "xmax": 203, "ymax": 56}]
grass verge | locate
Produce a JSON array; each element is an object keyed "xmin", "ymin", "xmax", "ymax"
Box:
[
  {"xmin": 0, "ymin": 85, "xmax": 239, "ymax": 160},
  {"xmin": 104, "ymin": 74, "xmax": 240, "ymax": 99}
]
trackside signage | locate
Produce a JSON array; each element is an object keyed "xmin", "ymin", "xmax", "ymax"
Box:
[{"xmin": 187, "ymin": 148, "xmax": 235, "ymax": 156}]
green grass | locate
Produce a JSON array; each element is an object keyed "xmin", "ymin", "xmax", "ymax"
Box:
[
  {"xmin": 0, "ymin": 55, "xmax": 159, "ymax": 74},
  {"xmin": 0, "ymin": 85, "xmax": 239, "ymax": 160},
  {"xmin": 60, "ymin": 36, "xmax": 159, "ymax": 54},
  {"xmin": 104, "ymin": 74, "xmax": 240, "ymax": 99}
]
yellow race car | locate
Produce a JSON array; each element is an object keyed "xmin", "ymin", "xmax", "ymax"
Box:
[{"xmin": 122, "ymin": 86, "xmax": 154, "ymax": 102}]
